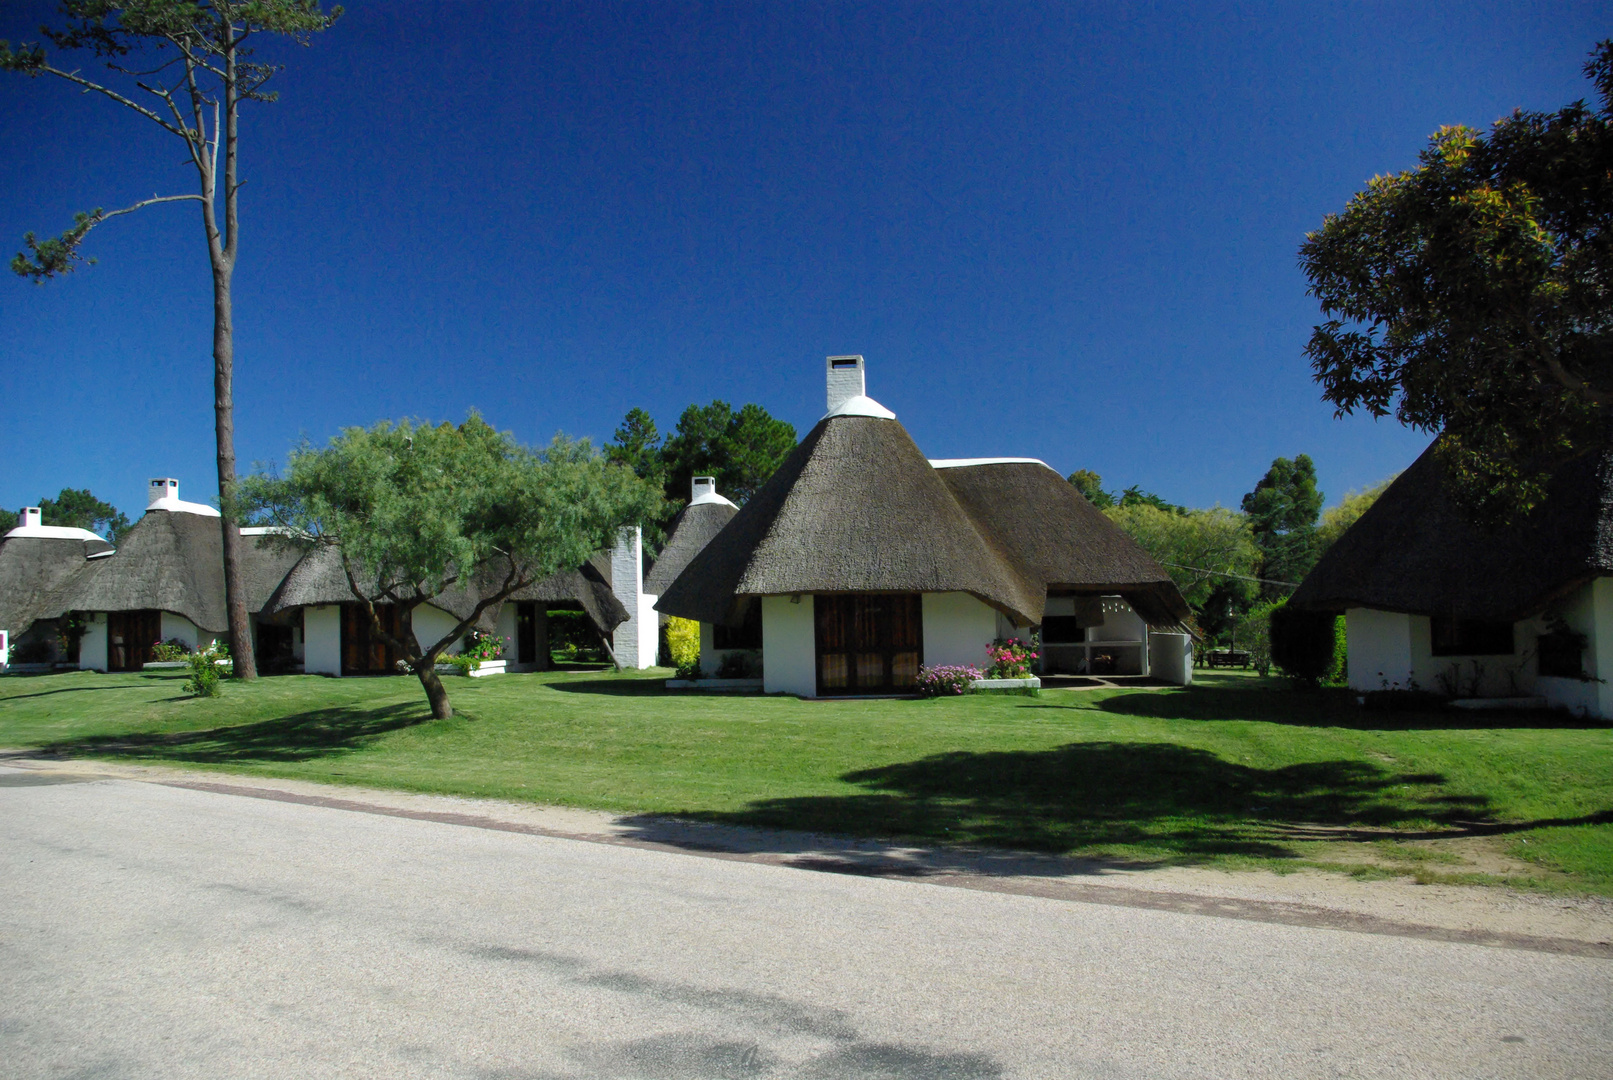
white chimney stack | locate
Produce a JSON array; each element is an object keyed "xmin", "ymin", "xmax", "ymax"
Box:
[
  {"xmin": 692, "ymin": 476, "xmax": 716, "ymax": 501},
  {"xmin": 826, "ymin": 355, "xmax": 865, "ymax": 413},
  {"xmin": 149, "ymin": 478, "xmax": 179, "ymax": 508},
  {"xmin": 18, "ymin": 507, "xmax": 40, "ymax": 529}
]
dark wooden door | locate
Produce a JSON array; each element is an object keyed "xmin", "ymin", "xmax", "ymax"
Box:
[
  {"xmin": 107, "ymin": 610, "xmax": 162, "ymax": 672},
  {"xmin": 814, "ymin": 594, "xmax": 922, "ymax": 695},
  {"xmin": 341, "ymin": 604, "xmax": 402, "ymax": 675},
  {"xmin": 516, "ymin": 603, "xmax": 536, "ymax": 665}
]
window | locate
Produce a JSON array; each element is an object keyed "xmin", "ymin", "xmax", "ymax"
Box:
[
  {"xmin": 1538, "ymin": 632, "xmax": 1586, "ymax": 678},
  {"xmin": 1430, "ymin": 616, "xmax": 1514, "ymax": 657},
  {"xmin": 713, "ymin": 602, "xmax": 763, "ymax": 649},
  {"xmin": 1040, "ymin": 616, "xmax": 1085, "ymax": 644}
]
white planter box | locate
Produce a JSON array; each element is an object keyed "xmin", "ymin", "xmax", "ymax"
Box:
[
  {"xmin": 970, "ymin": 677, "xmax": 1041, "ymax": 691},
  {"xmin": 435, "ymin": 659, "xmax": 507, "ymax": 678},
  {"xmin": 665, "ymin": 677, "xmax": 764, "ymax": 692}
]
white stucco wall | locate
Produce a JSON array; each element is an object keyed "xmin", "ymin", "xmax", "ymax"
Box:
[
  {"xmin": 698, "ymin": 620, "xmax": 754, "ymax": 678},
  {"xmin": 160, "ymin": 612, "xmax": 218, "ymax": 653},
  {"xmin": 1346, "ymin": 608, "xmax": 1414, "ymax": 691},
  {"xmin": 1408, "ymin": 614, "xmax": 1535, "ymax": 698},
  {"xmin": 922, "ymin": 592, "xmax": 997, "ymax": 670},
  {"xmin": 1531, "ymin": 576, "xmax": 1613, "ymax": 717},
  {"xmin": 412, "ymin": 604, "xmax": 463, "ymax": 656},
  {"xmin": 79, "ymin": 612, "xmax": 107, "ymax": 670},
  {"xmin": 1149, "ymin": 633, "xmax": 1193, "ymax": 686},
  {"xmin": 303, "ymin": 606, "xmax": 341, "ymax": 675},
  {"xmin": 0, "ymin": 629, "xmax": 9, "ymax": 670},
  {"xmin": 496, "ymin": 604, "xmax": 518, "ymax": 662},
  {"xmin": 761, "ymin": 594, "xmax": 815, "ymax": 696}
]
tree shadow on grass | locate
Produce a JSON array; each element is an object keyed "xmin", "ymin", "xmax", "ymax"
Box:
[
  {"xmin": 0, "ymin": 678, "xmax": 182, "ymax": 702},
  {"xmin": 548, "ymin": 678, "xmax": 670, "ymax": 696},
  {"xmin": 664, "ymin": 741, "xmax": 1610, "ymax": 864},
  {"xmin": 36, "ymin": 702, "xmax": 428, "ymax": 765},
  {"xmin": 1077, "ymin": 684, "xmax": 1613, "ymax": 731}
]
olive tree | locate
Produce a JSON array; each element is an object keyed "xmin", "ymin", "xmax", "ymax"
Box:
[
  {"xmin": 2, "ymin": 1, "xmax": 342, "ymax": 678},
  {"xmin": 242, "ymin": 415, "xmax": 664, "ymax": 719}
]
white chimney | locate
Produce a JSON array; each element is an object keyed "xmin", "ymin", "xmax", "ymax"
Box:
[
  {"xmin": 692, "ymin": 476, "xmax": 716, "ymax": 501},
  {"xmin": 826, "ymin": 355, "xmax": 865, "ymax": 413},
  {"xmin": 149, "ymin": 478, "xmax": 179, "ymax": 508},
  {"xmin": 18, "ymin": 507, "xmax": 41, "ymax": 529}
]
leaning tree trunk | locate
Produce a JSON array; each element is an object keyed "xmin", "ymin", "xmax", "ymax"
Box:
[
  {"xmin": 416, "ymin": 663, "xmax": 454, "ymax": 720},
  {"xmin": 212, "ymin": 258, "xmax": 257, "ymax": 680}
]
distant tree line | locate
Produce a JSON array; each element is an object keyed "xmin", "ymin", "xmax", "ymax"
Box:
[
  {"xmin": 1069, "ymin": 457, "xmax": 1394, "ymax": 642},
  {"xmin": 605, "ymin": 402, "xmax": 798, "ymax": 538}
]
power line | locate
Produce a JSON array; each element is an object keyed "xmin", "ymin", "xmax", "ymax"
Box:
[{"xmin": 1161, "ymin": 562, "xmax": 1298, "ymax": 589}]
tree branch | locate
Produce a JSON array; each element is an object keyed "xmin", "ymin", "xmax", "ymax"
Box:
[
  {"xmin": 12, "ymin": 194, "xmax": 206, "ymax": 281},
  {"xmin": 30, "ymin": 62, "xmax": 187, "ymax": 138}
]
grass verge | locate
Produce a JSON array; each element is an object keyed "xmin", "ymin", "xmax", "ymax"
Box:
[{"xmin": 2, "ymin": 667, "xmax": 1609, "ymax": 894}]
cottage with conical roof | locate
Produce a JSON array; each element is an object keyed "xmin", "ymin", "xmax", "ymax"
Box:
[
  {"xmin": 1289, "ymin": 439, "xmax": 1613, "ymax": 714},
  {"xmin": 655, "ymin": 356, "xmax": 1193, "ymax": 696}
]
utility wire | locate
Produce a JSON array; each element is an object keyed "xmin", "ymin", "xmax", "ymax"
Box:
[{"xmin": 1161, "ymin": 562, "xmax": 1299, "ymax": 589}]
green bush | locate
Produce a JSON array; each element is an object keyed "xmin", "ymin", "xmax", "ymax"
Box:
[
  {"xmin": 1269, "ymin": 604, "xmax": 1346, "ymax": 684},
  {"xmin": 664, "ymin": 616, "xmax": 700, "ymax": 672},
  {"xmin": 183, "ymin": 646, "xmax": 224, "ymax": 697}
]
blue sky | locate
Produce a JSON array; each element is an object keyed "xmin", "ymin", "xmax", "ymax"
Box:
[{"xmin": 0, "ymin": 2, "xmax": 1604, "ymax": 521}]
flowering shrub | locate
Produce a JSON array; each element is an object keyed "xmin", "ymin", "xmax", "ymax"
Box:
[
  {"xmin": 151, "ymin": 637, "xmax": 193, "ymax": 661},
  {"xmin": 464, "ymin": 632, "xmax": 506, "ymax": 662},
  {"xmin": 915, "ymin": 664, "xmax": 982, "ymax": 697},
  {"xmin": 985, "ymin": 638, "xmax": 1038, "ymax": 679}
]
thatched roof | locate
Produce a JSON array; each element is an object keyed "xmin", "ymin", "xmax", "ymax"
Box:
[
  {"xmin": 1289, "ymin": 439, "xmax": 1613, "ymax": 620},
  {"xmin": 503, "ymin": 551, "xmax": 630, "ymax": 635},
  {"xmin": 263, "ymin": 546, "xmax": 629, "ymax": 636},
  {"xmin": 43, "ymin": 512, "xmax": 301, "ymax": 632},
  {"xmin": 0, "ymin": 533, "xmax": 111, "ymax": 634},
  {"xmin": 936, "ymin": 461, "xmax": 1193, "ymax": 628},
  {"xmin": 644, "ymin": 501, "xmax": 738, "ymax": 594},
  {"xmin": 655, "ymin": 415, "xmax": 1046, "ymax": 626}
]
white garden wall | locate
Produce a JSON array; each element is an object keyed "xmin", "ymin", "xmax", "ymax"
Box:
[{"xmin": 78, "ymin": 613, "xmax": 107, "ymax": 671}]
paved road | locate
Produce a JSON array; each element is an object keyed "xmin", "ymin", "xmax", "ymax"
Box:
[{"xmin": 1, "ymin": 764, "xmax": 1609, "ymax": 1079}]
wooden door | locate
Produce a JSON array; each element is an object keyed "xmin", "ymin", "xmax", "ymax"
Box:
[
  {"xmin": 107, "ymin": 610, "xmax": 162, "ymax": 672},
  {"xmin": 814, "ymin": 594, "xmax": 922, "ymax": 695},
  {"xmin": 341, "ymin": 604, "xmax": 401, "ymax": 675}
]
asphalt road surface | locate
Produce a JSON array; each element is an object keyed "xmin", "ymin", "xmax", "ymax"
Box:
[{"xmin": 2, "ymin": 763, "xmax": 1609, "ymax": 1080}]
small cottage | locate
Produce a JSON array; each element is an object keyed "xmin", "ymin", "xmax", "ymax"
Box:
[
  {"xmin": 654, "ymin": 356, "xmax": 1193, "ymax": 696},
  {"xmin": 1289, "ymin": 439, "xmax": 1613, "ymax": 715}
]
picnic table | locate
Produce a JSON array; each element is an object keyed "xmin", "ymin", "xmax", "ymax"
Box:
[{"xmin": 1203, "ymin": 649, "xmax": 1251, "ymax": 669}]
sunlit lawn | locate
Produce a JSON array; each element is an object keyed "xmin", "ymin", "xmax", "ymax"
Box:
[{"xmin": 2, "ymin": 666, "xmax": 1609, "ymax": 894}]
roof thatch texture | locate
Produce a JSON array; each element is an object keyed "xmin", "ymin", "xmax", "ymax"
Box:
[
  {"xmin": 263, "ymin": 547, "xmax": 629, "ymax": 636},
  {"xmin": 644, "ymin": 501, "xmax": 738, "ymax": 594},
  {"xmin": 1289, "ymin": 440, "xmax": 1613, "ymax": 620},
  {"xmin": 937, "ymin": 462, "xmax": 1193, "ymax": 628},
  {"xmin": 43, "ymin": 512, "xmax": 301, "ymax": 632},
  {"xmin": 0, "ymin": 534, "xmax": 112, "ymax": 633},
  {"xmin": 655, "ymin": 415, "xmax": 1046, "ymax": 626}
]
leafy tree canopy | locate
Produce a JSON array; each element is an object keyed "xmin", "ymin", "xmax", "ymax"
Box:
[
  {"xmin": 608, "ymin": 401, "xmax": 797, "ymax": 510},
  {"xmin": 37, "ymin": 488, "xmax": 130, "ymax": 544},
  {"xmin": 1301, "ymin": 40, "xmax": 1613, "ymax": 525},
  {"xmin": 1066, "ymin": 469, "xmax": 1114, "ymax": 509},
  {"xmin": 1241, "ymin": 455, "xmax": 1323, "ymax": 597},
  {"xmin": 1104, "ymin": 503, "xmax": 1260, "ymax": 612},
  {"xmin": 1315, "ymin": 475, "xmax": 1397, "ymax": 555},
  {"xmin": 242, "ymin": 413, "xmax": 663, "ymax": 719},
  {"xmin": 605, "ymin": 407, "xmax": 664, "ymax": 486}
]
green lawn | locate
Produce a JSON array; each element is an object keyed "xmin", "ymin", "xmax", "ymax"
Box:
[{"xmin": 2, "ymin": 667, "xmax": 1610, "ymax": 894}]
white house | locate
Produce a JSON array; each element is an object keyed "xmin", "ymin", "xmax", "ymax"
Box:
[
  {"xmin": 1289, "ymin": 439, "xmax": 1613, "ymax": 715},
  {"xmin": 0, "ymin": 507, "xmax": 113, "ymax": 670},
  {"xmin": 654, "ymin": 356, "xmax": 1194, "ymax": 696}
]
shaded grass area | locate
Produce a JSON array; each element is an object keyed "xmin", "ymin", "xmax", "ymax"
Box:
[{"xmin": 1, "ymin": 668, "xmax": 1610, "ymax": 893}]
